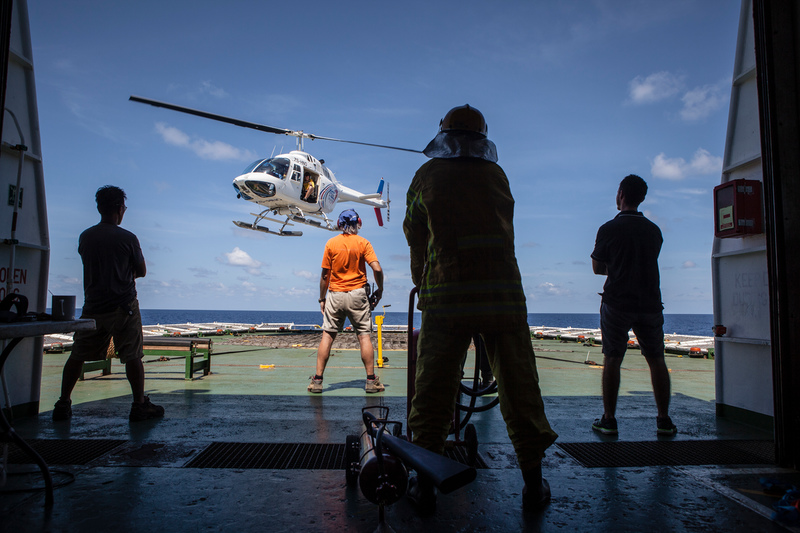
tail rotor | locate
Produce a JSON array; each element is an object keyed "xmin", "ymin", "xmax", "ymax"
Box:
[{"xmin": 374, "ymin": 179, "xmax": 389, "ymax": 227}]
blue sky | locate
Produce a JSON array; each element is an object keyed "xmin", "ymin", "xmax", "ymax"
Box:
[{"xmin": 30, "ymin": 0, "xmax": 740, "ymax": 314}]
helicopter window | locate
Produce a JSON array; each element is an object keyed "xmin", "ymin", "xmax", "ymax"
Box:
[
  {"xmin": 322, "ymin": 167, "xmax": 333, "ymax": 180},
  {"xmin": 254, "ymin": 158, "xmax": 290, "ymax": 180},
  {"xmin": 245, "ymin": 180, "xmax": 276, "ymax": 198},
  {"xmin": 291, "ymin": 164, "xmax": 301, "ymax": 182},
  {"xmin": 242, "ymin": 159, "xmax": 267, "ymax": 174}
]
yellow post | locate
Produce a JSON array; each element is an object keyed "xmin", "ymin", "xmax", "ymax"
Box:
[
  {"xmin": 375, "ymin": 313, "xmax": 384, "ymax": 368},
  {"xmin": 374, "ymin": 304, "xmax": 391, "ymax": 368}
]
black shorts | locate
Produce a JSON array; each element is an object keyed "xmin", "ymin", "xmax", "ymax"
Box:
[{"xmin": 600, "ymin": 302, "xmax": 664, "ymax": 359}]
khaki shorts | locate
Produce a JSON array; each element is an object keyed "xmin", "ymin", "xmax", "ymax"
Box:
[
  {"xmin": 322, "ymin": 287, "xmax": 372, "ymax": 335},
  {"xmin": 69, "ymin": 299, "xmax": 144, "ymax": 364}
]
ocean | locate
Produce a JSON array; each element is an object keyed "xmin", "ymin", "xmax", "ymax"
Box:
[{"xmin": 122, "ymin": 309, "xmax": 714, "ymax": 337}]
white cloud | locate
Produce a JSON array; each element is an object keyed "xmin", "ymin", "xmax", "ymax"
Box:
[
  {"xmin": 682, "ymin": 261, "xmax": 697, "ymax": 269},
  {"xmin": 680, "ymin": 81, "xmax": 727, "ymax": 121},
  {"xmin": 219, "ymin": 247, "xmax": 263, "ymax": 276},
  {"xmin": 285, "ymin": 287, "xmax": 314, "ymax": 298},
  {"xmin": 686, "ymin": 148, "xmax": 722, "ymax": 174},
  {"xmin": 629, "ymin": 73, "xmax": 727, "ymax": 120},
  {"xmin": 651, "ymin": 148, "xmax": 722, "ymax": 180},
  {"xmin": 197, "ymin": 81, "xmax": 228, "ymax": 99},
  {"xmin": 629, "ymin": 71, "xmax": 684, "ymax": 104},
  {"xmin": 239, "ymin": 280, "xmax": 262, "ymax": 294},
  {"xmin": 154, "ymin": 122, "xmax": 258, "ymax": 162},
  {"xmin": 293, "ymin": 269, "xmax": 316, "ymax": 280},
  {"xmin": 529, "ymin": 282, "xmax": 572, "ymax": 300},
  {"xmin": 651, "ymin": 153, "xmax": 685, "ymax": 180}
]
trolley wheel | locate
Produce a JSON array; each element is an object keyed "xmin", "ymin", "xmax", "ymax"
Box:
[
  {"xmin": 345, "ymin": 434, "xmax": 360, "ymax": 485},
  {"xmin": 464, "ymin": 423, "xmax": 479, "ymax": 467}
]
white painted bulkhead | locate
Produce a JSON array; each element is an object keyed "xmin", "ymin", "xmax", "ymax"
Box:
[
  {"xmin": 712, "ymin": 0, "xmax": 773, "ymax": 422},
  {"xmin": 0, "ymin": 0, "xmax": 50, "ymax": 416}
]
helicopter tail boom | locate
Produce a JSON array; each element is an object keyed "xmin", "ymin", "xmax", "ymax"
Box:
[
  {"xmin": 336, "ymin": 181, "xmax": 388, "ymax": 210},
  {"xmin": 336, "ymin": 180, "xmax": 388, "ymax": 227}
]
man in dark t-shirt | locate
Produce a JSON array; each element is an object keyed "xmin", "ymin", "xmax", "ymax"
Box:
[
  {"xmin": 590, "ymin": 174, "xmax": 676, "ymax": 436},
  {"xmin": 53, "ymin": 186, "xmax": 164, "ymax": 422}
]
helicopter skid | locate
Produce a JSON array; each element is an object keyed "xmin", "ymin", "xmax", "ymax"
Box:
[
  {"xmin": 286, "ymin": 213, "xmax": 337, "ymax": 231},
  {"xmin": 251, "ymin": 214, "xmax": 295, "ymax": 226},
  {"xmin": 233, "ymin": 220, "xmax": 303, "ymax": 237}
]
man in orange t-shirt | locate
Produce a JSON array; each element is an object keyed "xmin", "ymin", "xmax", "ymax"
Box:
[{"xmin": 308, "ymin": 209, "xmax": 385, "ymax": 393}]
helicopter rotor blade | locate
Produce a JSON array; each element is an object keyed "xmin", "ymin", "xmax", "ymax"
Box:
[
  {"xmin": 129, "ymin": 96, "xmax": 291, "ymax": 136},
  {"xmin": 307, "ymin": 134, "xmax": 422, "ymax": 154},
  {"xmin": 130, "ymin": 95, "xmax": 422, "ymax": 154}
]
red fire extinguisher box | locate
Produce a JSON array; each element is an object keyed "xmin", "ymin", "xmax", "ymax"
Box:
[{"xmin": 713, "ymin": 179, "xmax": 763, "ymax": 238}]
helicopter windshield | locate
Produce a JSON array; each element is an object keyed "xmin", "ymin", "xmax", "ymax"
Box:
[
  {"xmin": 242, "ymin": 159, "xmax": 266, "ymax": 174},
  {"xmin": 252, "ymin": 157, "xmax": 290, "ymax": 180}
]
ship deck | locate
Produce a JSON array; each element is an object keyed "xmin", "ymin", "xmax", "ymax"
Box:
[{"xmin": 2, "ymin": 336, "xmax": 797, "ymax": 532}]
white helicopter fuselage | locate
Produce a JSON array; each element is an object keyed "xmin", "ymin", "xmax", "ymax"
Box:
[
  {"xmin": 232, "ymin": 150, "xmax": 337, "ymax": 215},
  {"xmin": 231, "ymin": 150, "xmax": 387, "ymax": 234}
]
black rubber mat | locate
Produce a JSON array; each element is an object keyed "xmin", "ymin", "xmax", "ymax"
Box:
[
  {"xmin": 556, "ymin": 440, "xmax": 774, "ymax": 468},
  {"xmin": 184, "ymin": 442, "xmax": 488, "ymax": 469},
  {"xmin": 6, "ymin": 439, "xmax": 127, "ymax": 465}
]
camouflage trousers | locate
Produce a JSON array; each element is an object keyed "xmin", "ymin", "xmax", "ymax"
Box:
[{"xmin": 408, "ymin": 313, "xmax": 558, "ymax": 472}]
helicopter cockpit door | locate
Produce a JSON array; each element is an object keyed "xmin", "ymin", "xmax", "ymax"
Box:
[{"xmin": 288, "ymin": 163, "xmax": 302, "ymax": 197}]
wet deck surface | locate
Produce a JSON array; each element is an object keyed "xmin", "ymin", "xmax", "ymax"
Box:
[{"xmin": 2, "ymin": 337, "xmax": 797, "ymax": 532}]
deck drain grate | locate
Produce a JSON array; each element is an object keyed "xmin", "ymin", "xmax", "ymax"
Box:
[
  {"xmin": 184, "ymin": 442, "xmax": 489, "ymax": 469},
  {"xmin": 5, "ymin": 439, "xmax": 128, "ymax": 465},
  {"xmin": 185, "ymin": 442, "xmax": 347, "ymax": 469},
  {"xmin": 556, "ymin": 439, "xmax": 774, "ymax": 468}
]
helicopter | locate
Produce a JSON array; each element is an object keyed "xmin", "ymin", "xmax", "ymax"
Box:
[{"xmin": 130, "ymin": 96, "xmax": 422, "ymax": 236}]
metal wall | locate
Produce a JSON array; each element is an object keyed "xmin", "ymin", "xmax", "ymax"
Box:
[
  {"xmin": 0, "ymin": 0, "xmax": 49, "ymax": 417},
  {"xmin": 714, "ymin": 0, "xmax": 800, "ymax": 469},
  {"xmin": 712, "ymin": 0, "xmax": 774, "ymax": 425},
  {"xmin": 753, "ymin": 0, "xmax": 800, "ymax": 470}
]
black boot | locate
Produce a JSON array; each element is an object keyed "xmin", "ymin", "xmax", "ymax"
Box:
[
  {"xmin": 522, "ymin": 463, "xmax": 551, "ymax": 511},
  {"xmin": 407, "ymin": 474, "xmax": 437, "ymax": 516}
]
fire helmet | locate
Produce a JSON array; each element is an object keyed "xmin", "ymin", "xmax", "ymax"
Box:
[{"xmin": 439, "ymin": 104, "xmax": 488, "ymax": 137}]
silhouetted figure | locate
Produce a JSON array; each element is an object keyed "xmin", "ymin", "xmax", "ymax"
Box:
[
  {"xmin": 404, "ymin": 105, "xmax": 557, "ymax": 514},
  {"xmin": 591, "ymin": 174, "xmax": 676, "ymax": 436},
  {"xmin": 53, "ymin": 186, "xmax": 164, "ymax": 422}
]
